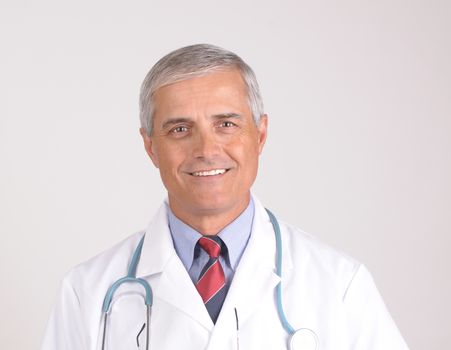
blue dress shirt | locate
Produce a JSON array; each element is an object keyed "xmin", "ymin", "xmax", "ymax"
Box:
[{"xmin": 167, "ymin": 198, "xmax": 255, "ymax": 292}]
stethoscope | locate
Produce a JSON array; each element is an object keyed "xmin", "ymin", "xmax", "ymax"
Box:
[{"xmin": 100, "ymin": 209, "xmax": 319, "ymax": 350}]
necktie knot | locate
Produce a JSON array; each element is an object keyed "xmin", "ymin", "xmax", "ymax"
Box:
[{"xmin": 198, "ymin": 236, "xmax": 222, "ymax": 259}]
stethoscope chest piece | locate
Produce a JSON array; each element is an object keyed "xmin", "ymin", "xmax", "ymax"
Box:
[{"xmin": 289, "ymin": 328, "xmax": 319, "ymax": 350}]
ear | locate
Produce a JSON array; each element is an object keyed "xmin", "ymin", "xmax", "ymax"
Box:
[
  {"xmin": 256, "ymin": 114, "xmax": 268, "ymax": 155},
  {"xmin": 140, "ymin": 127, "xmax": 160, "ymax": 168}
]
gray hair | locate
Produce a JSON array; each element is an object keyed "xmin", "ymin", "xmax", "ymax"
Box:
[{"xmin": 139, "ymin": 44, "xmax": 264, "ymax": 136}]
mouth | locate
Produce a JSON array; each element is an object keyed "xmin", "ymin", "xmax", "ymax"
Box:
[{"xmin": 189, "ymin": 168, "xmax": 230, "ymax": 177}]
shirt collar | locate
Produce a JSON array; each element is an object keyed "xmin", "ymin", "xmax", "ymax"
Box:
[{"xmin": 167, "ymin": 198, "xmax": 255, "ymax": 271}]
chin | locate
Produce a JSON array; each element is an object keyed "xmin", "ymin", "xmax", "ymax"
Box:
[
  {"xmin": 187, "ymin": 192, "xmax": 234, "ymax": 212},
  {"xmin": 194, "ymin": 195, "xmax": 228, "ymax": 210}
]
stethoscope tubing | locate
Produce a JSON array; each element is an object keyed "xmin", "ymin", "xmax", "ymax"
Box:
[
  {"xmin": 100, "ymin": 208, "xmax": 316, "ymax": 350},
  {"xmin": 266, "ymin": 209, "xmax": 296, "ymax": 336}
]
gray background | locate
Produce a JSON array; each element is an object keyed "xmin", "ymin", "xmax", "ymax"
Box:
[{"xmin": 1, "ymin": 0, "xmax": 450, "ymax": 349}]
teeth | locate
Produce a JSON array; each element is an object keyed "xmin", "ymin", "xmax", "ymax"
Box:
[{"xmin": 192, "ymin": 169, "xmax": 226, "ymax": 177}]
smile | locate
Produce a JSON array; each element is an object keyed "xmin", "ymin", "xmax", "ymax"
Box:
[{"xmin": 190, "ymin": 169, "xmax": 228, "ymax": 177}]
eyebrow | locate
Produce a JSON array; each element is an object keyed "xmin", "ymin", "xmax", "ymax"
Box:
[
  {"xmin": 161, "ymin": 117, "xmax": 192, "ymax": 130},
  {"xmin": 160, "ymin": 113, "xmax": 242, "ymax": 130},
  {"xmin": 211, "ymin": 112, "xmax": 242, "ymax": 120}
]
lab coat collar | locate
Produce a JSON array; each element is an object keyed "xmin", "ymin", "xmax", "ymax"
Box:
[
  {"xmin": 136, "ymin": 201, "xmax": 174, "ymax": 277},
  {"xmin": 137, "ymin": 200, "xmax": 214, "ymax": 331}
]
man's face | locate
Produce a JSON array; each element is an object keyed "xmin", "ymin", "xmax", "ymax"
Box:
[{"xmin": 141, "ymin": 69, "xmax": 267, "ymax": 217}]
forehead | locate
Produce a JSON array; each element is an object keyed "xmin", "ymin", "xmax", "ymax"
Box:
[{"xmin": 152, "ymin": 69, "xmax": 250, "ymax": 118}]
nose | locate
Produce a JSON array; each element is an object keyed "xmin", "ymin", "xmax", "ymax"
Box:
[{"xmin": 192, "ymin": 128, "xmax": 220, "ymax": 159}]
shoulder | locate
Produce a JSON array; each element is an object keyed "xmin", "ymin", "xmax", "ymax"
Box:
[
  {"xmin": 278, "ymin": 218, "xmax": 361, "ymax": 297},
  {"xmin": 282, "ymin": 219, "xmax": 358, "ymax": 269},
  {"xmin": 60, "ymin": 200, "xmax": 171, "ymax": 300},
  {"xmin": 63, "ymin": 231, "xmax": 145, "ymax": 295},
  {"xmin": 252, "ymin": 195, "xmax": 360, "ymax": 286}
]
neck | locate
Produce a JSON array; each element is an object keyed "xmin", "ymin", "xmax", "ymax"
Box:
[{"xmin": 168, "ymin": 194, "xmax": 251, "ymax": 235}]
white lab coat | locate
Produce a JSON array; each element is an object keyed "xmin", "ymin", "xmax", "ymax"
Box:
[{"xmin": 41, "ymin": 196, "xmax": 409, "ymax": 349}]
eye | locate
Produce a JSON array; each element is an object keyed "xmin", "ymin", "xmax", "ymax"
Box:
[
  {"xmin": 170, "ymin": 125, "xmax": 189, "ymax": 134},
  {"xmin": 219, "ymin": 121, "xmax": 237, "ymax": 128}
]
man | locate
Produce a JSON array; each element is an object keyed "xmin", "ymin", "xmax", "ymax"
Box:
[{"xmin": 41, "ymin": 44, "xmax": 409, "ymax": 349}]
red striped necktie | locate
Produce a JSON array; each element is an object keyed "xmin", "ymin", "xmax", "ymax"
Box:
[{"xmin": 196, "ymin": 236, "xmax": 226, "ymax": 323}]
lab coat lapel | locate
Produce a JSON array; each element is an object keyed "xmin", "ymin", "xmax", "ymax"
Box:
[
  {"xmin": 136, "ymin": 202, "xmax": 213, "ymax": 331},
  {"xmin": 207, "ymin": 198, "xmax": 292, "ymax": 349}
]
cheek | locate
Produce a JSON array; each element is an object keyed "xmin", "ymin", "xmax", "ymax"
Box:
[
  {"xmin": 234, "ymin": 141, "xmax": 260, "ymax": 173},
  {"xmin": 156, "ymin": 144, "xmax": 186, "ymax": 176}
]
